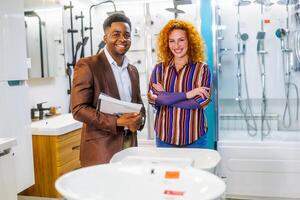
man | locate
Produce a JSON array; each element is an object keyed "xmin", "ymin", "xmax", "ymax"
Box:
[{"xmin": 71, "ymin": 13, "xmax": 145, "ymax": 167}]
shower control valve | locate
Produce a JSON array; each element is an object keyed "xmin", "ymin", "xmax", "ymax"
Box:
[
  {"xmin": 234, "ymin": 51, "xmax": 244, "ymax": 56},
  {"xmin": 220, "ymin": 48, "xmax": 231, "ymax": 52}
]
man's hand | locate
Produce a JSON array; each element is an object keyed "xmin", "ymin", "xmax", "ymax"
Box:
[{"xmin": 117, "ymin": 112, "xmax": 142, "ymax": 132}]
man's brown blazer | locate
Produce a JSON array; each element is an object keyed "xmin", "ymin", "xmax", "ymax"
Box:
[{"xmin": 71, "ymin": 51, "xmax": 145, "ymax": 167}]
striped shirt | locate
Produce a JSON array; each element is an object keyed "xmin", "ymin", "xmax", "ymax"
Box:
[{"xmin": 148, "ymin": 60, "xmax": 211, "ymax": 145}]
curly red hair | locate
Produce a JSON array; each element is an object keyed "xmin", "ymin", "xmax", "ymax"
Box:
[{"xmin": 156, "ymin": 19, "xmax": 206, "ymax": 63}]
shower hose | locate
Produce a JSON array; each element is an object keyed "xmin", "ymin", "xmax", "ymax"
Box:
[{"xmin": 237, "ymin": 45, "xmax": 258, "ymax": 137}]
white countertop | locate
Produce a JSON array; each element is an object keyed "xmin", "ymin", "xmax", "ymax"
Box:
[
  {"xmin": 31, "ymin": 114, "xmax": 82, "ymax": 136},
  {"xmin": 0, "ymin": 137, "xmax": 17, "ymax": 152}
]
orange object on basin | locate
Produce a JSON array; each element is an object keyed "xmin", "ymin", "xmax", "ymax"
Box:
[{"xmin": 165, "ymin": 171, "xmax": 180, "ymax": 179}]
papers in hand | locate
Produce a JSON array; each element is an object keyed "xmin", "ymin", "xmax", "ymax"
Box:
[{"xmin": 98, "ymin": 93, "xmax": 142, "ymax": 115}]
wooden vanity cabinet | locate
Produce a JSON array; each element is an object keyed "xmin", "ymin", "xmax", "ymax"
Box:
[{"xmin": 20, "ymin": 128, "xmax": 81, "ymax": 198}]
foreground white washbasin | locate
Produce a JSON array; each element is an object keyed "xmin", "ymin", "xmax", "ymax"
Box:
[
  {"xmin": 111, "ymin": 147, "xmax": 221, "ymax": 173},
  {"xmin": 31, "ymin": 114, "xmax": 82, "ymax": 135},
  {"xmin": 56, "ymin": 163, "xmax": 226, "ymax": 200}
]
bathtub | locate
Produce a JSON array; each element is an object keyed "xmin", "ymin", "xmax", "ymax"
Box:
[{"xmin": 218, "ymin": 130, "xmax": 300, "ymax": 200}]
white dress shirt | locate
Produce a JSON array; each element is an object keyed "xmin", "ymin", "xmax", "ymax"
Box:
[{"xmin": 104, "ymin": 47, "xmax": 132, "ymax": 102}]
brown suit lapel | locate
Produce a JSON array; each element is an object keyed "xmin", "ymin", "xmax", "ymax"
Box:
[
  {"xmin": 127, "ymin": 65, "xmax": 138, "ymax": 103},
  {"xmin": 98, "ymin": 51, "xmax": 121, "ymax": 100},
  {"xmin": 99, "ymin": 51, "xmax": 139, "ymax": 103}
]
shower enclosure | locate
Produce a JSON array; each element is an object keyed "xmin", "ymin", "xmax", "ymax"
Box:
[{"xmin": 214, "ymin": 0, "xmax": 300, "ymax": 199}]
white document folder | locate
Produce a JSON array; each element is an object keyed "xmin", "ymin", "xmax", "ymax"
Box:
[{"xmin": 98, "ymin": 93, "xmax": 142, "ymax": 115}]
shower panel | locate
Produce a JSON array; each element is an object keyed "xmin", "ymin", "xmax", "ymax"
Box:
[
  {"xmin": 234, "ymin": 0, "xmax": 258, "ymax": 136},
  {"xmin": 295, "ymin": 1, "xmax": 300, "ymax": 70},
  {"xmin": 276, "ymin": 0, "xmax": 300, "ymax": 128},
  {"xmin": 215, "ymin": 1, "xmax": 300, "ymax": 199},
  {"xmin": 255, "ymin": 0, "xmax": 272, "ymax": 137},
  {"xmin": 215, "ymin": 0, "xmax": 300, "ymax": 135}
]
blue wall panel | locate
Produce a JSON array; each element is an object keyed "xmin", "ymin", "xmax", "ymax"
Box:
[{"xmin": 200, "ymin": 0, "xmax": 216, "ymax": 149}]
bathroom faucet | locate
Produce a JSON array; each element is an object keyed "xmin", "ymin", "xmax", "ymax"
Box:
[
  {"xmin": 30, "ymin": 102, "xmax": 51, "ymax": 120},
  {"xmin": 36, "ymin": 102, "xmax": 51, "ymax": 120}
]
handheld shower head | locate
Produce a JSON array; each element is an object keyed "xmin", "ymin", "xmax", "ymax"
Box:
[
  {"xmin": 275, "ymin": 28, "xmax": 286, "ymax": 50},
  {"xmin": 79, "ymin": 37, "xmax": 89, "ymax": 58},
  {"xmin": 82, "ymin": 36, "xmax": 89, "ymax": 47},
  {"xmin": 277, "ymin": 0, "xmax": 298, "ymax": 5},
  {"xmin": 96, "ymin": 40, "xmax": 106, "ymax": 54},
  {"xmin": 256, "ymin": 31, "xmax": 266, "ymax": 40},
  {"xmin": 275, "ymin": 28, "xmax": 287, "ymax": 39},
  {"xmin": 241, "ymin": 33, "xmax": 249, "ymax": 41},
  {"xmin": 256, "ymin": 31, "xmax": 266, "ymax": 52},
  {"xmin": 75, "ymin": 41, "xmax": 82, "ymax": 51},
  {"xmin": 241, "ymin": 33, "xmax": 249, "ymax": 52}
]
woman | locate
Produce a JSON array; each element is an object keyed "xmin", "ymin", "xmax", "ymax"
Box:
[{"xmin": 148, "ymin": 19, "xmax": 211, "ymax": 148}]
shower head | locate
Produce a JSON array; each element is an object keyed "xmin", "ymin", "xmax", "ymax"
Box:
[
  {"xmin": 241, "ymin": 33, "xmax": 249, "ymax": 41},
  {"xmin": 277, "ymin": 0, "xmax": 298, "ymax": 5},
  {"xmin": 241, "ymin": 33, "xmax": 249, "ymax": 52},
  {"xmin": 275, "ymin": 28, "xmax": 287, "ymax": 39},
  {"xmin": 96, "ymin": 40, "xmax": 106, "ymax": 54},
  {"xmin": 79, "ymin": 37, "xmax": 89, "ymax": 58},
  {"xmin": 233, "ymin": 0, "xmax": 252, "ymax": 6},
  {"xmin": 166, "ymin": 0, "xmax": 188, "ymax": 18},
  {"xmin": 73, "ymin": 41, "xmax": 83, "ymax": 64},
  {"xmin": 254, "ymin": 0, "xmax": 274, "ymax": 6},
  {"xmin": 275, "ymin": 28, "xmax": 286, "ymax": 50},
  {"xmin": 82, "ymin": 37, "xmax": 89, "ymax": 47},
  {"xmin": 173, "ymin": 0, "xmax": 192, "ymax": 5},
  {"xmin": 75, "ymin": 41, "xmax": 82, "ymax": 51},
  {"xmin": 106, "ymin": 10, "xmax": 125, "ymax": 16},
  {"xmin": 165, "ymin": 7, "xmax": 185, "ymax": 14},
  {"xmin": 256, "ymin": 31, "xmax": 266, "ymax": 39},
  {"xmin": 24, "ymin": 11, "xmax": 38, "ymax": 17}
]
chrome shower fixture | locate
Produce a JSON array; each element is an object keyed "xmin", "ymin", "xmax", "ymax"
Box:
[
  {"xmin": 233, "ymin": 0, "xmax": 252, "ymax": 6},
  {"xmin": 165, "ymin": 0, "xmax": 191, "ymax": 18},
  {"xmin": 256, "ymin": 31, "xmax": 266, "ymax": 40},
  {"xmin": 165, "ymin": 7, "xmax": 185, "ymax": 14},
  {"xmin": 275, "ymin": 28, "xmax": 287, "ymax": 50},
  {"xmin": 275, "ymin": 28, "xmax": 287, "ymax": 39},
  {"xmin": 87, "ymin": 0, "xmax": 123, "ymax": 55},
  {"xmin": 255, "ymin": 0, "xmax": 271, "ymax": 136},
  {"xmin": 241, "ymin": 33, "xmax": 249, "ymax": 41},
  {"xmin": 277, "ymin": 0, "xmax": 298, "ymax": 5},
  {"xmin": 233, "ymin": 1, "xmax": 257, "ymax": 136},
  {"xmin": 106, "ymin": 10, "xmax": 125, "ymax": 16},
  {"xmin": 254, "ymin": 0, "xmax": 274, "ymax": 6},
  {"xmin": 274, "ymin": 3, "xmax": 299, "ymax": 127},
  {"xmin": 24, "ymin": 11, "xmax": 38, "ymax": 17},
  {"xmin": 173, "ymin": 0, "xmax": 192, "ymax": 5}
]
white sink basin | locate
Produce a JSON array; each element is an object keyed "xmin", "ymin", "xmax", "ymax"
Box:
[
  {"xmin": 0, "ymin": 137, "xmax": 16, "ymax": 152},
  {"xmin": 56, "ymin": 163, "xmax": 226, "ymax": 200},
  {"xmin": 110, "ymin": 147, "xmax": 221, "ymax": 173},
  {"xmin": 31, "ymin": 114, "xmax": 82, "ymax": 135}
]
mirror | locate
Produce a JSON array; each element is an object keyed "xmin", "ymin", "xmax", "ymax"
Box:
[{"xmin": 24, "ymin": 6, "xmax": 65, "ymax": 79}]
